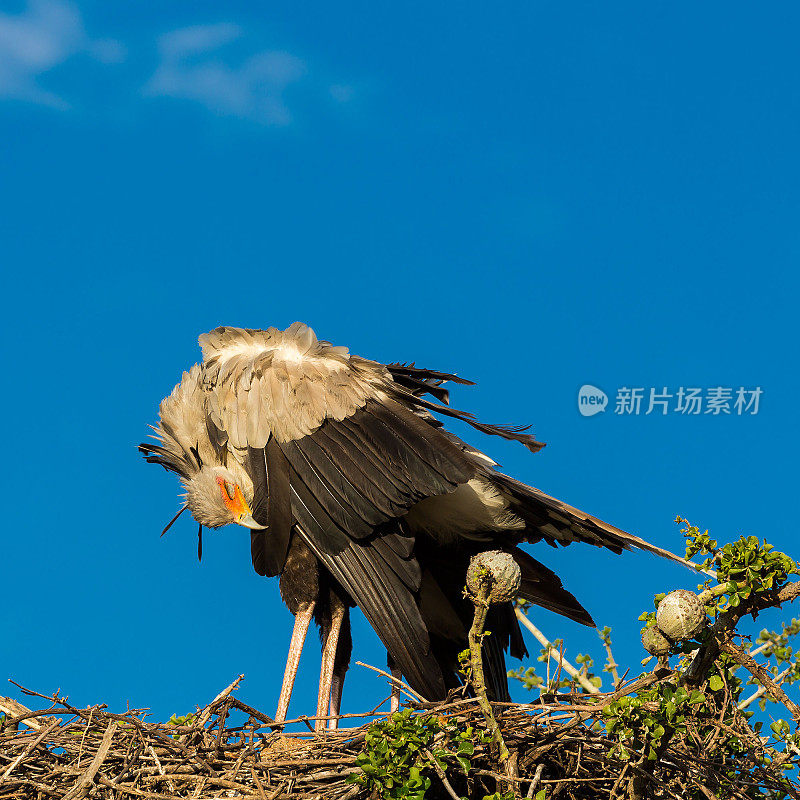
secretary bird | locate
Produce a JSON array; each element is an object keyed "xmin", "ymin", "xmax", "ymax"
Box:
[{"xmin": 140, "ymin": 322, "xmax": 681, "ymax": 728}]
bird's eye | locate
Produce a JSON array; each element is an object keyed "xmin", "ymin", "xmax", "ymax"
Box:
[{"xmin": 223, "ymin": 481, "xmax": 237, "ymax": 501}]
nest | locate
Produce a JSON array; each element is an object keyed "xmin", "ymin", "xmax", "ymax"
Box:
[{"xmin": 0, "ymin": 675, "xmax": 796, "ymax": 799}]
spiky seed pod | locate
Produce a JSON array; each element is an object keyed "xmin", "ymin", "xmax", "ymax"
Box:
[
  {"xmin": 466, "ymin": 551, "xmax": 522, "ymax": 604},
  {"xmin": 656, "ymin": 589, "xmax": 706, "ymax": 641},
  {"xmin": 642, "ymin": 626, "xmax": 673, "ymax": 656}
]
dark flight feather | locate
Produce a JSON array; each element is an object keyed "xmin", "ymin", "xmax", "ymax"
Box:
[
  {"xmin": 387, "ymin": 363, "xmax": 476, "ymax": 386},
  {"xmin": 287, "ymin": 437, "xmax": 381, "ymax": 526},
  {"xmin": 138, "ymin": 442, "xmax": 191, "ymax": 479},
  {"xmin": 265, "ymin": 438, "xmax": 294, "ymax": 574},
  {"xmin": 390, "ymin": 375, "xmax": 451, "ymax": 405},
  {"xmin": 284, "ymin": 461, "xmax": 446, "ymax": 700},
  {"xmin": 369, "ymin": 399, "xmax": 476, "ymax": 483},
  {"xmin": 481, "ymin": 611, "xmax": 515, "ymax": 701},
  {"xmin": 513, "ymin": 549, "xmax": 595, "ymax": 627},
  {"xmin": 334, "ymin": 416, "xmax": 422, "ymax": 500},
  {"xmin": 308, "ymin": 424, "xmax": 413, "ymax": 517},
  {"xmin": 488, "ymin": 469, "xmax": 691, "ymax": 567},
  {"xmin": 247, "ymin": 446, "xmax": 270, "ymax": 575},
  {"xmin": 280, "ymin": 439, "xmax": 376, "ymax": 537},
  {"xmin": 367, "ymin": 522, "xmax": 422, "ymax": 592},
  {"xmin": 247, "ymin": 441, "xmax": 293, "ymax": 577},
  {"xmin": 291, "ymin": 399, "xmax": 477, "ymax": 524},
  {"xmin": 390, "ymin": 389, "xmax": 547, "ymax": 454}
]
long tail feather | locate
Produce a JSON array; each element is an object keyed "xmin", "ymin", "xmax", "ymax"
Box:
[{"xmin": 491, "ymin": 470, "xmax": 695, "ymax": 570}]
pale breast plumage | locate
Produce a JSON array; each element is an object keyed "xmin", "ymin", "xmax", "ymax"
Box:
[{"xmin": 150, "ymin": 364, "xmax": 216, "ymax": 480}]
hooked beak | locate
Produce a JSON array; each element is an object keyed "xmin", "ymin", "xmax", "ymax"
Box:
[{"xmin": 237, "ymin": 512, "xmax": 267, "ymax": 530}]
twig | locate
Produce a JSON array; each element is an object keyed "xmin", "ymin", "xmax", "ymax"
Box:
[
  {"xmin": 148, "ymin": 743, "xmax": 176, "ymax": 794},
  {"xmin": 603, "ymin": 637, "xmax": 621, "ymax": 688},
  {"xmin": 609, "ymin": 762, "xmax": 630, "ymax": 799},
  {"xmin": 526, "ymin": 763, "xmax": 545, "ymax": 797},
  {"xmin": 421, "ymin": 748, "xmax": 462, "ymax": 800},
  {"xmin": 719, "ymin": 640, "xmax": 800, "ymax": 722},
  {"xmin": 0, "ymin": 675, "xmax": 795, "ymax": 798},
  {"xmin": 739, "ymin": 665, "xmax": 793, "ymax": 710},
  {"xmin": 686, "ymin": 580, "xmax": 800, "ymax": 686},
  {"xmin": 354, "ymin": 661, "xmax": 428, "ymax": 704},
  {"xmin": 553, "ymin": 640, "xmax": 565, "ymax": 692},
  {"xmin": 76, "ymin": 707, "xmax": 94, "ymax": 767},
  {"xmin": 0, "ymin": 717, "xmax": 61, "ymax": 780},
  {"xmin": 230, "ymin": 698, "xmax": 275, "ymax": 726},
  {"xmin": 62, "ymin": 719, "xmax": 115, "ymax": 800},
  {"xmin": 197, "ymin": 675, "xmax": 244, "ymax": 728},
  {"xmin": 0, "ymin": 697, "xmax": 52, "ymax": 731},
  {"xmin": 515, "ymin": 609, "xmax": 600, "ymax": 694},
  {"xmin": 250, "ymin": 765, "xmax": 268, "ymax": 800},
  {"xmin": 468, "ymin": 583, "xmax": 510, "ymax": 765},
  {"xmin": 749, "ymin": 641, "xmax": 775, "ymax": 659}
]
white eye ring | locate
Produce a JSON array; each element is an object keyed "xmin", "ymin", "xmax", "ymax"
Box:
[{"xmin": 223, "ymin": 481, "xmax": 237, "ymax": 500}]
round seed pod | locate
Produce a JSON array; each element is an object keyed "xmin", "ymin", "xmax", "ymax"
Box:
[
  {"xmin": 655, "ymin": 589, "xmax": 706, "ymax": 641},
  {"xmin": 641, "ymin": 626, "xmax": 672, "ymax": 656},
  {"xmin": 466, "ymin": 551, "xmax": 522, "ymax": 604}
]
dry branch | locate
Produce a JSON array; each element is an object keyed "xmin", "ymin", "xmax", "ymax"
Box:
[{"xmin": 0, "ymin": 674, "xmax": 796, "ymax": 800}]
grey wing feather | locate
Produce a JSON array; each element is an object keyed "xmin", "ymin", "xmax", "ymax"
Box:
[
  {"xmin": 488, "ymin": 469, "xmax": 689, "ymax": 566},
  {"xmin": 198, "ymin": 324, "xmax": 391, "ymax": 448}
]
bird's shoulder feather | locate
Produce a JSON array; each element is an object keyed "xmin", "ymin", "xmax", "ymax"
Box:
[{"xmin": 199, "ymin": 323, "xmax": 391, "ymax": 449}]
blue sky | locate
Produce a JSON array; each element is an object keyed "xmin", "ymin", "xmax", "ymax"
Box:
[{"xmin": 2, "ymin": 1, "xmax": 799, "ymax": 723}]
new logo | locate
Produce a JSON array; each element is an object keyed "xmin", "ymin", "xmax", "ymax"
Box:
[{"xmin": 578, "ymin": 385, "xmax": 608, "ymax": 417}]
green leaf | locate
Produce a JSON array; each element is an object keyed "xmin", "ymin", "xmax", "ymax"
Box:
[{"xmin": 770, "ymin": 720, "xmax": 790, "ymax": 736}]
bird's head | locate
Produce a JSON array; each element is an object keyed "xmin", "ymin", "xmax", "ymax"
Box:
[{"xmin": 184, "ymin": 464, "xmax": 266, "ymax": 530}]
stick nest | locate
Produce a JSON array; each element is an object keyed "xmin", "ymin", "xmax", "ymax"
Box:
[{"xmin": 0, "ymin": 675, "xmax": 796, "ymax": 799}]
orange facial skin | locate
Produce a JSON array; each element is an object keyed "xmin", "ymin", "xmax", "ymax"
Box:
[{"xmin": 216, "ymin": 477, "xmax": 250, "ymax": 520}]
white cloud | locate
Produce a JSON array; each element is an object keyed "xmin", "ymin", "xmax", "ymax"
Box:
[
  {"xmin": 0, "ymin": 7, "xmax": 348, "ymax": 124},
  {"xmin": 0, "ymin": 0, "xmax": 125, "ymax": 108},
  {"xmin": 157, "ymin": 23, "xmax": 242, "ymax": 60},
  {"xmin": 144, "ymin": 23, "xmax": 305, "ymax": 124}
]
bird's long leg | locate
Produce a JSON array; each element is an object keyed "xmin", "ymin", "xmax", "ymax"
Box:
[
  {"xmin": 327, "ymin": 611, "xmax": 351, "ymax": 730},
  {"xmin": 387, "ymin": 652, "xmax": 402, "ymax": 713},
  {"xmin": 316, "ymin": 597, "xmax": 346, "ymax": 732},
  {"xmin": 275, "ymin": 601, "xmax": 316, "ymax": 724},
  {"xmin": 328, "ymin": 673, "xmax": 344, "ymax": 730}
]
